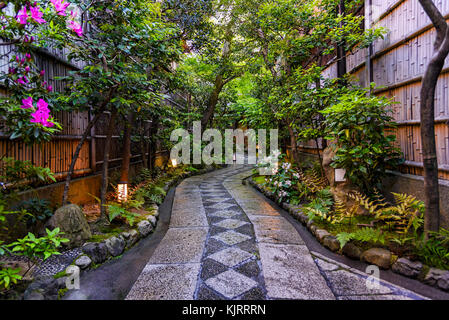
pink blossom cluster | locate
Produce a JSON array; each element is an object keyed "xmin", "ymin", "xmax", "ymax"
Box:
[
  {"xmin": 68, "ymin": 10, "xmax": 83, "ymax": 36},
  {"xmin": 20, "ymin": 97, "xmax": 54, "ymax": 128},
  {"xmin": 16, "ymin": 1, "xmax": 83, "ymax": 37},
  {"xmin": 17, "ymin": 4, "xmax": 46, "ymax": 24}
]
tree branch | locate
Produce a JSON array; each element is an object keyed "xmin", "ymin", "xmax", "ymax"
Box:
[{"xmin": 418, "ymin": 0, "xmax": 448, "ymax": 48}]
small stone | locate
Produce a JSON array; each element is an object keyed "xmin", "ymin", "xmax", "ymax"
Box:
[
  {"xmin": 149, "ymin": 204, "xmax": 159, "ymax": 217},
  {"xmin": 104, "ymin": 236, "xmax": 125, "ymax": 257},
  {"xmin": 342, "ymin": 242, "xmax": 362, "ymax": 260},
  {"xmin": 315, "ymin": 229, "xmax": 331, "ymax": 243},
  {"xmin": 75, "ymin": 255, "xmax": 92, "ymax": 269},
  {"xmin": 391, "ymin": 258, "xmax": 423, "ymax": 278},
  {"xmin": 137, "ymin": 220, "xmax": 153, "ymax": 237},
  {"xmin": 24, "ymin": 275, "xmax": 58, "ymax": 300},
  {"xmin": 309, "ymin": 224, "xmax": 317, "ymax": 236},
  {"xmin": 81, "ymin": 242, "xmax": 109, "ymax": 264},
  {"xmin": 423, "ymin": 268, "xmax": 448, "ymax": 287},
  {"xmin": 361, "ymin": 248, "xmax": 392, "ymax": 269},
  {"xmin": 122, "ymin": 230, "xmax": 139, "ymax": 248},
  {"xmin": 24, "ymin": 290, "xmax": 45, "ymax": 300},
  {"xmin": 147, "ymin": 215, "xmax": 157, "ymax": 227},
  {"xmin": 437, "ymin": 272, "xmax": 449, "ymax": 291},
  {"xmin": 323, "ymin": 236, "xmax": 340, "ymax": 252},
  {"xmin": 298, "ymin": 213, "xmax": 308, "ymax": 224},
  {"xmin": 56, "ymin": 277, "xmax": 68, "ymax": 289}
]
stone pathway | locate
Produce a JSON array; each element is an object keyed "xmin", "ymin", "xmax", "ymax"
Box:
[{"xmin": 126, "ymin": 165, "xmax": 428, "ymax": 300}]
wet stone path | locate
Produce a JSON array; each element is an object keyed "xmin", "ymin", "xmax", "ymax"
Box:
[{"xmin": 126, "ymin": 165, "xmax": 427, "ymax": 300}]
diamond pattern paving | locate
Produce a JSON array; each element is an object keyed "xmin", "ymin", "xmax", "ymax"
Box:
[
  {"xmin": 205, "ymin": 270, "xmax": 258, "ymax": 299},
  {"xmin": 212, "ymin": 230, "xmax": 251, "ymax": 246},
  {"xmin": 213, "ymin": 218, "xmax": 248, "ymax": 229},
  {"xmin": 209, "ymin": 210, "xmax": 239, "ymax": 218},
  {"xmin": 203, "ymin": 197, "xmax": 231, "ymax": 203},
  {"xmin": 210, "ymin": 202, "xmax": 237, "ymax": 210},
  {"xmin": 208, "ymin": 247, "xmax": 255, "ymax": 267}
]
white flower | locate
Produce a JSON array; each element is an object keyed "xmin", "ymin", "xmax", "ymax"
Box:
[
  {"xmin": 282, "ymin": 162, "xmax": 291, "ymax": 170},
  {"xmin": 284, "ymin": 180, "xmax": 292, "ymax": 187},
  {"xmin": 293, "ymin": 173, "xmax": 300, "ymax": 179}
]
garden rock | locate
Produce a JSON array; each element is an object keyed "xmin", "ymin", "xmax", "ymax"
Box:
[
  {"xmin": 437, "ymin": 272, "xmax": 449, "ymax": 291},
  {"xmin": 361, "ymin": 248, "xmax": 391, "ymax": 269},
  {"xmin": 105, "ymin": 236, "xmax": 125, "ymax": 257},
  {"xmin": 122, "ymin": 229, "xmax": 139, "ymax": 248},
  {"xmin": 315, "ymin": 229, "xmax": 331, "ymax": 243},
  {"xmin": 81, "ymin": 242, "xmax": 109, "ymax": 264},
  {"xmin": 342, "ymin": 243, "xmax": 362, "ymax": 260},
  {"xmin": 392, "ymin": 258, "xmax": 423, "ymax": 278},
  {"xmin": 149, "ymin": 204, "xmax": 159, "ymax": 217},
  {"xmin": 75, "ymin": 255, "xmax": 92, "ymax": 270},
  {"xmin": 46, "ymin": 204, "xmax": 92, "ymax": 249},
  {"xmin": 24, "ymin": 275, "xmax": 60, "ymax": 300},
  {"xmin": 137, "ymin": 220, "xmax": 153, "ymax": 237},
  {"xmin": 323, "ymin": 236, "xmax": 340, "ymax": 252},
  {"xmin": 147, "ymin": 215, "xmax": 157, "ymax": 227},
  {"xmin": 423, "ymin": 268, "xmax": 448, "ymax": 287}
]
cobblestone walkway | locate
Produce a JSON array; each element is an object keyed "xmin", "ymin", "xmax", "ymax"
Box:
[{"xmin": 126, "ymin": 165, "xmax": 427, "ymax": 300}]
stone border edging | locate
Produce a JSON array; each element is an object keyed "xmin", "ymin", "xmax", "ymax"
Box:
[
  {"xmin": 23, "ymin": 165, "xmax": 225, "ymax": 300},
  {"xmin": 246, "ymin": 177, "xmax": 449, "ymax": 294}
]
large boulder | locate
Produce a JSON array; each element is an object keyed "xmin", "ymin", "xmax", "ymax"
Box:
[
  {"xmin": 46, "ymin": 204, "xmax": 92, "ymax": 248},
  {"xmin": 361, "ymin": 248, "xmax": 392, "ymax": 269}
]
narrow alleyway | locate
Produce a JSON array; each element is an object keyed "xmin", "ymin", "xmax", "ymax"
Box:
[{"xmin": 126, "ymin": 165, "xmax": 427, "ymax": 300}]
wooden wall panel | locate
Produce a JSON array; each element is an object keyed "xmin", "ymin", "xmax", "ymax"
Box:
[{"xmin": 317, "ymin": 0, "xmax": 449, "ymax": 181}]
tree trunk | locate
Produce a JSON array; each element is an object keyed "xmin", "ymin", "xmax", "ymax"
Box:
[
  {"xmin": 140, "ymin": 121, "xmax": 148, "ymax": 169},
  {"xmin": 201, "ymin": 74, "xmax": 224, "ymax": 133},
  {"xmin": 62, "ymin": 109, "xmax": 104, "ymax": 205},
  {"xmin": 98, "ymin": 110, "xmax": 118, "ymax": 223},
  {"xmin": 148, "ymin": 116, "xmax": 160, "ymax": 175},
  {"xmin": 287, "ymin": 124, "xmax": 299, "ymax": 165},
  {"xmin": 120, "ymin": 112, "xmax": 134, "ymax": 183},
  {"xmin": 336, "ymin": 0, "xmax": 347, "ymax": 80},
  {"xmin": 418, "ymin": 0, "xmax": 449, "ymax": 233}
]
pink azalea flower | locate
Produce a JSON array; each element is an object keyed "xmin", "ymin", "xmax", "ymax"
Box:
[
  {"xmin": 17, "ymin": 77, "xmax": 26, "ymax": 85},
  {"xmin": 30, "ymin": 99, "xmax": 54, "ymax": 127},
  {"xmin": 26, "ymin": 53, "xmax": 31, "ymax": 60},
  {"xmin": 47, "ymin": 85, "xmax": 53, "ymax": 92},
  {"xmin": 40, "ymin": 70, "xmax": 45, "ymax": 76},
  {"xmin": 51, "ymin": 0, "xmax": 70, "ymax": 16},
  {"xmin": 69, "ymin": 20, "xmax": 83, "ymax": 37},
  {"xmin": 25, "ymin": 66, "xmax": 30, "ymax": 73},
  {"xmin": 21, "ymin": 97, "xmax": 33, "ymax": 109},
  {"xmin": 17, "ymin": 7, "xmax": 28, "ymax": 25},
  {"xmin": 30, "ymin": 6, "xmax": 46, "ymax": 24}
]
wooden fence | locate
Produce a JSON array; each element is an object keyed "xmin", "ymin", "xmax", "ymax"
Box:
[
  {"xmin": 307, "ymin": 0, "xmax": 449, "ymax": 181},
  {"xmin": 0, "ymin": 40, "xmax": 166, "ymax": 181}
]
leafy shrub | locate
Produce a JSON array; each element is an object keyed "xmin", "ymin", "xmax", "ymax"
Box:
[
  {"xmin": 8, "ymin": 228, "xmax": 69, "ymax": 264},
  {"xmin": 348, "ymin": 192, "xmax": 424, "ymax": 234},
  {"xmin": 321, "ymin": 88, "xmax": 403, "ymax": 193},
  {"xmin": 0, "ymin": 158, "xmax": 56, "ymax": 191},
  {"xmin": 0, "ymin": 267, "xmax": 22, "ymax": 290},
  {"xmin": 337, "ymin": 227, "xmax": 386, "ymax": 248},
  {"xmin": 415, "ymin": 229, "xmax": 449, "ymax": 270},
  {"xmin": 303, "ymin": 187, "xmax": 334, "ymax": 223},
  {"xmin": 13, "ymin": 198, "xmax": 53, "ymax": 227},
  {"xmin": 107, "ymin": 203, "xmax": 139, "ymax": 227}
]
